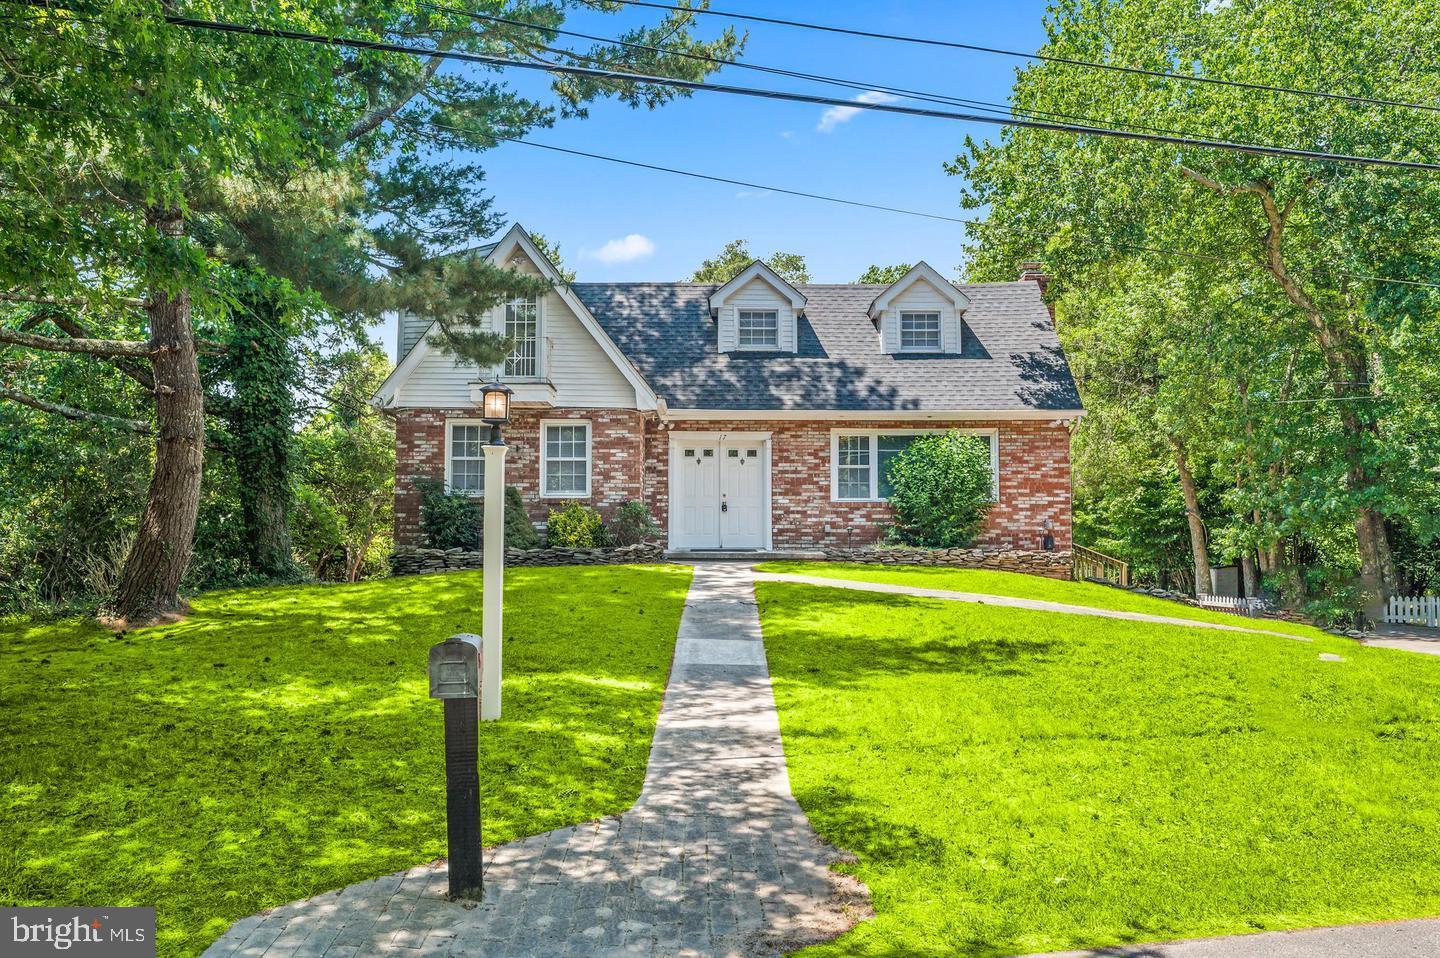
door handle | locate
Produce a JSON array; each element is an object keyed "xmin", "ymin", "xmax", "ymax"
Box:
[{"xmin": 721, "ymin": 501, "xmax": 728, "ymax": 513}]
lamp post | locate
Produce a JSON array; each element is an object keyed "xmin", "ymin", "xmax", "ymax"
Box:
[{"xmin": 478, "ymin": 379, "xmax": 511, "ymax": 721}]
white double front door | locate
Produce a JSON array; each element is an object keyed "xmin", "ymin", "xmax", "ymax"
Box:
[{"xmin": 671, "ymin": 436, "xmax": 769, "ymax": 550}]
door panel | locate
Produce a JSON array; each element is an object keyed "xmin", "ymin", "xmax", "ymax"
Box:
[
  {"xmin": 673, "ymin": 444, "xmax": 720, "ymax": 548},
  {"xmin": 720, "ymin": 443, "xmax": 766, "ymax": 549}
]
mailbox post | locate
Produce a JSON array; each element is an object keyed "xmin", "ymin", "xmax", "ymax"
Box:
[{"xmin": 428, "ymin": 633, "xmax": 484, "ymax": 900}]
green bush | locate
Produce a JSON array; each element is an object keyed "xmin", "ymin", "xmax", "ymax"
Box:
[
  {"xmin": 610, "ymin": 500, "xmax": 659, "ymax": 546},
  {"xmin": 547, "ymin": 501, "xmax": 611, "ymax": 548},
  {"xmin": 417, "ymin": 481, "xmax": 539, "ymax": 550},
  {"xmin": 885, "ymin": 431, "xmax": 994, "ymax": 548},
  {"xmin": 501, "ymin": 487, "xmax": 541, "ymax": 549}
]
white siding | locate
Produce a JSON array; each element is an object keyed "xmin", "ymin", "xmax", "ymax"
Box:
[
  {"xmin": 885, "ymin": 278, "xmax": 961, "ymax": 354},
  {"xmin": 718, "ymin": 277, "xmax": 796, "ymax": 354},
  {"xmin": 394, "ymin": 250, "xmax": 637, "ymax": 408}
]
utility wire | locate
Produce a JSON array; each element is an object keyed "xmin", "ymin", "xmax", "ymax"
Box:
[
  {"xmin": 606, "ymin": 0, "xmax": 1440, "ymax": 116},
  {"xmin": 85, "ymin": 6, "xmax": 1440, "ymax": 172},
  {"xmin": 416, "ymin": 0, "xmax": 1206, "ymax": 142}
]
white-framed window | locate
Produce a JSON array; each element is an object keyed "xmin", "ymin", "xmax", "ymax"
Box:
[
  {"xmin": 899, "ymin": 311, "xmax": 941, "ymax": 351},
  {"xmin": 504, "ymin": 294, "xmax": 539, "ymax": 377},
  {"xmin": 541, "ymin": 420, "xmax": 591, "ymax": 497},
  {"xmin": 831, "ymin": 429, "xmax": 998, "ymax": 502},
  {"xmin": 737, "ymin": 309, "xmax": 779, "ymax": 348},
  {"xmin": 446, "ymin": 421, "xmax": 486, "ymax": 495}
]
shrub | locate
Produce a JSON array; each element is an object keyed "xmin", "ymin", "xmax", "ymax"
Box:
[
  {"xmin": 885, "ymin": 431, "xmax": 994, "ymax": 548},
  {"xmin": 501, "ymin": 486, "xmax": 541, "ymax": 549},
  {"xmin": 547, "ymin": 501, "xmax": 611, "ymax": 548},
  {"xmin": 610, "ymin": 500, "xmax": 659, "ymax": 546},
  {"xmin": 417, "ymin": 481, "xmax": 540, "ymax": 550}
]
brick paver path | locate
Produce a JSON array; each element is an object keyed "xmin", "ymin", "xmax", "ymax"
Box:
[{"xmin": 202, "ymin": 563, "xmax": 868, "ymax": 958}]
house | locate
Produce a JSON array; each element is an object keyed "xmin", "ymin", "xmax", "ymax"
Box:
[{"xmin": 373, "ymin": 225, "xmax": 1084, "ymax": 555}]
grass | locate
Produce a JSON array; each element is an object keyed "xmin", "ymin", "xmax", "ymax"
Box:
[
  {"xmin": 0, "ymin": 564, "xmax": 691, "ymax": 958},
  {"xmin": 756, "ymin": 560, "xmax": 1324, "ymax": 639},
  {"xmin": 757, "ymin": 581, "xmax": 1440, "ymax": 957}
]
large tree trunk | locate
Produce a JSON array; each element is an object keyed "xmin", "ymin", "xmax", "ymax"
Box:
[
  {"xmin": 1173, "ymin": 438, "xmax": 1212, "ymax": 596},
  {"xmin": 229, "ymin": 282, "xmax": 300, "ymax": 580},
  {"xmin": 109, "ymin": 212, "xmax": 204, "ymax": 624}
]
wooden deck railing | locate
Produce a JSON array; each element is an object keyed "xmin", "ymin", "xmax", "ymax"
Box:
[{"xmin": 1072, "ymin": 545, "xmax": 1131, "ymax": 588}]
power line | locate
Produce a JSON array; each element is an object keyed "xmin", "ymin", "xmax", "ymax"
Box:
[
  {"xmin": 124, "ymin": 8, "xmax": 1440, "ymax": 172},
  {"xmin": 416, "ymin": 0, "xmax": 1205, "ymax": 142},
  {"xmin": 607, "ymin": 0, "xmax": 1440, "ymax": 116}
]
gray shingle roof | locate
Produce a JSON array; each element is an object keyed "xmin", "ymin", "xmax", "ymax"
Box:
[{"xmin": 571, "ymin": 281, "xmax": 1082, "ymax": 413}]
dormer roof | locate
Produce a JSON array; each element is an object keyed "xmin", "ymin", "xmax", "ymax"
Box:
[
  {"xmin": 868, "ymin": 261, "xmax": 970, "ymax": 320},
  {"xmin": 707, "ymin": 260, "xmax": 807, "ymax": 316}
]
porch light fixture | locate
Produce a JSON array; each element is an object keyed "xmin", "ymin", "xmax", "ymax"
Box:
[{"xmin": 479, "ymin": 379, "xmax": 513, "ymax": 444}]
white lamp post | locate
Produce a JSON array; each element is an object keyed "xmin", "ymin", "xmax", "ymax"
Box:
[{"xmin": 478, "ymin": 379, "xmax": 512, "ymax": 721}]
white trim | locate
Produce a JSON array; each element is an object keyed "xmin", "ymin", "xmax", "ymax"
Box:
[
  {"xmin": 664, "ymin": 408, "xmax": 1083, "ymax": 422},
  {"xmin": 539, "ymin": 418, "xmax": 592, "ymax": 498},
  {"xmin": 897, "ymin": 310, "xmax": 942, "ymax": 352},
  {"xmin": 444, "ymin": 418, "xmax": 488, "ymax": 497},
  {"xmin": 828, "ymin": 427, "xmax": 1000, "ymax": 502},
  {"xmin": 707, "ymin": 261, "xmax": 807, "ymax": 314},
  {"xmin": 735, "ymin": 308, "xmax": 781, "ymax": 350},
  {"xmin": 868, "ymin": 261, "xmax": 969, "ymax": 317},
  {"xmin": 666, "ymin": 431, "xmax": 773, "ymax": 551}
]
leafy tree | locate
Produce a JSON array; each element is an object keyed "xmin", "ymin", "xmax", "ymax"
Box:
[
  {"xmin": 529, "ymin": 233, "xmax": 577, "ymax": 284},
  {"xmin": 856, "ymin": 264, "xmax": 912, "ymax": 284},
  {"xmin": 885, "ymin": 432, "xmax": 994, "ymax": 548},
  {"xmin": 1, "ymin": 1, "xmax": 740, "ymax": 620},
  {"xmin": 953, "ymin": 0, "xmax": 1440, "ymax": 611},
  {"xmin": 293, "ymin": 348, "xmax": 395, "ymax": 582},
  {"xmin": 690, "ymin": 240, "xmax": 810, "ymax": 284}
]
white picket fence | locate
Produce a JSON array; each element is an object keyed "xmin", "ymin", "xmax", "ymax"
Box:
[
  {"xmin": 1384, "ymin": 595, "xmax": 1440, "ymax": 628},
  {"xmin": 1195, "ymin": 594, "xmax": 1268, "ymax": 617}
]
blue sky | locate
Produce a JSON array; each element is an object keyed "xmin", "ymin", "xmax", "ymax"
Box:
[{"xmin": 378, "ymin": 0, "xmax": 1052, "ymax": 358}]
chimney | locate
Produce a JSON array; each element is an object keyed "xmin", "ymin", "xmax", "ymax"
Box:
[{"xmin": 1017, "ymin": 261, "xmax": 1054, "ymax": 324}]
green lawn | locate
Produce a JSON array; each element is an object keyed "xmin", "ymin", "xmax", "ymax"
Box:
[
  {"xmin": 757, "ymin": 581, "xmax": 1440, "ymax": 957},
  {"xmin": 0, "ymin": 564, "xmax": 690, "ymax": 958},
  {"xmin": 756, "ymin": 561, "xmax": 1325, "ymax": 639}
]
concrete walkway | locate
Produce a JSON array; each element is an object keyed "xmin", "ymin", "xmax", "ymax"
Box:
[
  {"xmin": 752, "ymin": 571, "xmax": 1293, "ymax": 638},
  {"xmin": 1360, "ymin": 623, "xmax": 1440, "ymax": 657},
  {"xmin": 202, "ymin": 563, "xmax": 867, "ymax": 958},
  {"xmin": 1022, "ymin": 917, "xmax": 1440, "ymax": 957}
]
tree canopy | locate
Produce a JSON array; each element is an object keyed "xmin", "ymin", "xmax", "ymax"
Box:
[
  {"xmin": 690, "ymin": 239, "xmax": 810, "ymax": 285},
  {"xmin": 955, "ymin": 0, "xmax": 1440, "ymax": 614}
]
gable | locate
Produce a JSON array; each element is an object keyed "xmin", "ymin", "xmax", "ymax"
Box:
[
  {"xmin": 708, "ymin": 263, "xmax": 807, "ymax": 356},
  {"xmin": 373, "ymin": 225, "xmax": 657, "ymax": 410}
]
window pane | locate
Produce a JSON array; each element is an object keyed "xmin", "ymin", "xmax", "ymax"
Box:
[
  {"xmin": 838, "ymin": 466, "xmax": 870, "ymax": 500},
  {"xmin": 546, "ymin": 460, "xmax": 585, "ymax": 494},
  {"xmin": 900, "ymin": 311, "xmax": 941, "ymax": 350},
  {"xmin": 543, "ymin": 423, "xmax": 588, "ymax": 495},
  {"xmin": 877, "ymin": 434, "xmax": 921, "ymax": 498},
  {"xmin": 452, "ymin": 458, "xmax": 483, "ymax": 492},
  {"xmin": 737, "ymin": 309, "xmax": 779, "ymax": 347},
  {"xmin": 505, "ymin": 296, "xmax": 539, "ymax": 377},
  {"xmin": 838, "ymin": 435, "xmax": 870, "ymax": 467}
]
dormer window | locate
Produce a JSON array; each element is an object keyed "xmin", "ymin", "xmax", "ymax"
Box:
[
  {"xmin": 899, "ymin": 311, "xmax": 941, "ymax": 351},
  {"xmin": 869, "ymin": 262, "xmax": 970, "ymax": 356},
  {"xmin": 737, "ymin": 309, "xmax": 779, "ymax": 349},
  {"xmin": 504, "ymin": 294, "xmax": 539, "ymax": 377}
]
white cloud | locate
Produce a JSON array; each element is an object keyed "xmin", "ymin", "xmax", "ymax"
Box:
[
  {"xmin": 585, "ymin": 233, "xmax": 656, "ymax": 264},
  {"xmin": 817, "ymin": 90, "xmax": 898, "ymax": 133}
]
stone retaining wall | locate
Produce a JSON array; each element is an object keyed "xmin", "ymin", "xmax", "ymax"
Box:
[
  {"xmin": 391, "ymin": 542, "xmax": 665, "ymax": 576},
  {"xmin": 820, "ymin": 546, "xmax": 1073, "ymax": 580}
]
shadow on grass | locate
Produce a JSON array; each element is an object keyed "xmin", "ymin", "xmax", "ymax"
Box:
[{"xmin": 0, "ymin": 564, "xmax": 691, "ymax": 958}]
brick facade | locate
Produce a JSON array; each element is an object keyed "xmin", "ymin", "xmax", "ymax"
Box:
[{"xmin": 394, "ymin": 407, "xmax": 1072, "ymax": 551}]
